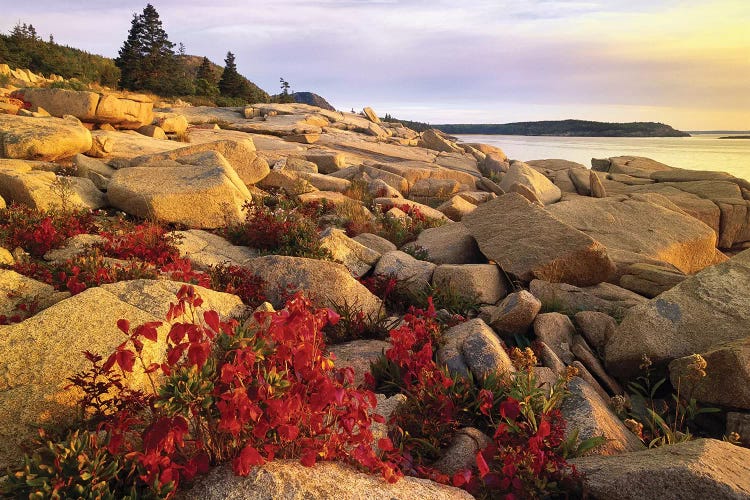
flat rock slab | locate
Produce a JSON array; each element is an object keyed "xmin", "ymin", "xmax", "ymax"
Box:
[
  {"xmin": 547, "ymin": 197, "xmax": 719, "ymax": 276},
  {"xmin": 606, "ymin": 248, "xmax": 750, "ymax": 378},
  {"xmin": 0, "ymin": 114, "xmax": 92, "ymax": 161},
  {"xmin": 180, "ymin": 460, "xmax": 473, "ymax": 500},
  {"xmin": 172, "ymin": 229, "xmax": 258, "ymax": 269},
  {"xmin": 572, "ymin": 439, "xmax": 750, "ymax": 500},
  {"xmin": 0, "ymin": 280, "xmax": 244, "ymax": 470},
  {"xmin": 107, "ymin": 160, "xmax": 251, "ymax": 229},
  {"xmin": 462, "ymin": 193, "xmax": 615, "ymax": 286}
]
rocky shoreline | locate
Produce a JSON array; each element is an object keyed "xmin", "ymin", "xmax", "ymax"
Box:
[{"xmin": 1, "ymin": 75, "xmax": 749, "ymax": 498}]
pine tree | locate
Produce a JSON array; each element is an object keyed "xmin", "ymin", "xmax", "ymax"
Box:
[
  {"xmin": 115, "ymin": 4, "xmax": 182, "ymax": 94},
  {"xmin": 278, "ymin": 77, "xmax": 294, "ymax": 103},
  {"xmin": 195, "ymin": 56, "xmax": 218, "ymax": 97},
  {"xmin": 218, "ymin": 51, "xmax": 243, "ymax": 97},
  {"xmin": 115, "ymin": 12, "xmax": 145, "ymax": 89}
]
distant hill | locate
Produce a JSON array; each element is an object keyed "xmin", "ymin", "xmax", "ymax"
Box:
[
  {"xmin": 292, "ymin": 92, "xmax": 335, "ymax": 111},
  {"xmin": 434, "ymin": 119, "xmax": 690, "ymax": 137}
]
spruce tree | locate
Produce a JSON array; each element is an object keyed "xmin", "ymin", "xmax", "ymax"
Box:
[
  {"xmin": 195, "ymin": 56, "xmax": 218, "ymax": 97},
  {"xmin": 116, "ymin": 4, "xmax": 182, "ymax": 94},
  {"xmin": 218, "ymin": 51, "xmax": 243, "ymax": 98}
]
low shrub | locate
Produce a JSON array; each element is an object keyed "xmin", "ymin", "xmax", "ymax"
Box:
[
  {"xmin": 345, "ymin": 203, "xmax": 445, "ymax": 248},
  {"xmin": 3, "ymin": 286, "xmax": 401, "ymax": 498},
  {"xmin": 0, "ymin": 204, "xmax": 96, "ymax": 257},
  {"xmin": 367, "ymin": 300, "xmax": 590, "ymax": 498},
  {"xmin": 221, "ymin": 198, "xmax": 332, "ymax": 260}
]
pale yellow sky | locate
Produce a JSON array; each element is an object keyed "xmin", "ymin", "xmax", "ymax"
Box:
[{"xmin": 3, "ymin": 0, "xmax": 749, "ymax": 129}]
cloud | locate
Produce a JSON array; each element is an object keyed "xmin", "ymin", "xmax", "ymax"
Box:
[{"xmin": 0, "ymin": 0, "xmax": 747, "ymax": 129}]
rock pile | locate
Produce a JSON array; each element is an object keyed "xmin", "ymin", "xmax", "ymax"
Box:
[{"xmin": 0, "ymin": 84, "xmax": 748, "ymax": 497}]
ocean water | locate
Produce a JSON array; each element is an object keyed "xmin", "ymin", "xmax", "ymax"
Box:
[{"xmin": 455, "ymin": 134, "xmax": 750, "ymax": 181}]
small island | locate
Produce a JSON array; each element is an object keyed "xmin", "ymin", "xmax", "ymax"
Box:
[
  {"xmin": 434, "ymin": 119, "xmax": 691, "ymax": 137},
  {"xmin": 719, "ymin": 135, "xmax": 750, "ymax": 139}
]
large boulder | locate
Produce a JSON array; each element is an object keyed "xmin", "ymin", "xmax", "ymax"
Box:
[
  {"xmin": 173, "ymin": 229, "xmax": 258, "ymax": 269},
  {"xmin": 668, "ymin": 339, "xmax": 750, "ymax": 410},
  {"xmin": 463, "ymin": 193, "xmax": 615, "ymax": 286},
  {"xmin": 129, "ymin": 139, "xmax": 269, "ymax": 186},
  {"xmin": 438, "ymin": 318, "xmax": 515, "ymax": 380},
  {"xmin": 15, "ymin": 87, "xmax": 99, "ymax": 119},
  {"xmin": 373, "ymin": 250, "xmax": 436, "ymax": 294},
  {"xmin": 0, "ymin": 114, "xmax": 92, "ymax": 161},
  {"xmin": 572, "ymin": 439, "xmax": 750, "ymax": 499},
  {"xmin": 17, "ymin": 88, "xmax": 154, "ymax": 129},
  {"xmin": 403, "ymin": 223, "xmax": 483, "ymax": 264},
  {"xmin": 499, "ymin": 161, "xmax": 562, "ymax": 205},
  {"xmin": 246, "ymin": 256, "xmax": 383, "ymax": 318},
  {"xmin": 181, "ymin": 460, "xmax": 472, "ymax": 500},
  {"xmin": 0, "ymin": 159, "xmax": 105, "ymax": 210},
  {"xmin": 419, "ymin": 128, "xmax": 463, "ymax": 153},
  {"xmin": 320, "ymin": 227, "xmax": 381, "ymax": 278},
  {"xmin": 107, "ymin": 157, "xmax": 252, "ymax": 228},
  {"xmin": 432, "ymin": 264, "xmax": 509, "ymax": 305},
  {"xmin": 546, "ymin": 197, "xmax": 719, "ymax": 276},
  {"xmin": 0, "ymin": 280, "xmax": 244, "ymax": 470},
  {"xmin": 605, "ymin": 249, "xmax": 750, "ymax": 378},
  {"xmin": 530, "ymin": 279, "xmax": 646, "ymax": 318}
]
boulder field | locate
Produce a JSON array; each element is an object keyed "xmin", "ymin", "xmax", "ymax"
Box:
[{"xmin": 1, "ymin": 84, "xmax": 749, "ymax": 497}]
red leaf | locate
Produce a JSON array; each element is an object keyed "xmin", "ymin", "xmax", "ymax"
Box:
[
  {"xmin": 116, "ymin": 349, "xmax": 136, "ymax": 372},
  {"xmin": 278, "ymin": 424, "xmax": 299, "ymax": 442},
  {"xmin": 299, "ymin": 449, "xmax": 317, "ymax": 467},
  {"xmin": 377, "ymin": 438, "xmax": 394, "ymax": 452},
  {"xmin": 137, "ymin": 322, "xmax": 160, "ymax": 342},
  {"xmin": 452, "ymin": 469, "xmax": 472, "ymax": 487},
  {"xmin": 233, "ymin": 445, "xmax": 265, "ymax": 476},
  {"xmin": 167, "ymin": 342, "xmax": 189, "ymax": 365},
  {"xmin": 476, "ymin": 450, "xmax": 490, "ymax": 478},
  {"xmin": 103, "ymin": 352, "xmax": 117, "ymax": 372},
  {"xmin": 145, "ymin": 362, "xmax": 160, "ymax": 374},
  {"xmin": 204, "ymin": 310, "xmax": 220, "ymax": 333},
  {"xmin": 187, "ymin": 342, "xmax": 210, "ymax": 368},
  {"xmin": 168, "ymin": 323, "xmax": 187, "ymax": 344},
  {"xmin": 117, "ymin": 318, "xmax": 130, "ymax": 334}
]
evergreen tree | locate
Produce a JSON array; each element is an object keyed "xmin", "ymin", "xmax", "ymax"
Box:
[
  {"xmin": 278, "ymin": 77, "xmax": 294, "ymax": 103},
  {"xmin": 115, "ymin": 4, "xmax": 185, "ymax": 95},
  {"xmin": 218, "ymin": 51, "xmax": 243, "ymax": 97},
  {"xmin": 115, "ymin": 12, "xmax": 145, "ymax": 89},
  {"xmin": 195, "ymin": 56, "xmax": 218, "ymax": 97}
]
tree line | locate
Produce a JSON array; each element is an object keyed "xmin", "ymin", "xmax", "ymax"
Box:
[
  {"xmin": 115, "ymin": 3, "xmax": 270, "ymax": 102},
  {"xmin": 0, "ymin": 23, "xmax": 120, "ymax": 86},
  {"xmin": 0, "ymin": 4, "xmax": 298, "ymax": 105}
]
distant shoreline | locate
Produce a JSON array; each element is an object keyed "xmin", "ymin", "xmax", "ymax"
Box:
[
  {"xmin": 434, "ymin": 119, "xmax": 690, "ymax": 138},
  {"xmin": 719, "ymin": 135, "xmax": 750, "ymax": 139}
]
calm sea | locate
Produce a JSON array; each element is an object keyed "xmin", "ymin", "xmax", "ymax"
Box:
[{"xmin": 455, "ymin": 134, "xmax": 750, "ymax": 181}]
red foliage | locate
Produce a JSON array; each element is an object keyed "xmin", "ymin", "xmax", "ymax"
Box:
[
  {"xmin": 0, "ymin": 204, "xmax": 96, "ymax": 257},
  {"xmin": 100, "ymin": 222, "xmax": 180, "ymax": 266},
  {"xmin": 68, "ymin": 285, "xmax": 401, "ymax": 495}
]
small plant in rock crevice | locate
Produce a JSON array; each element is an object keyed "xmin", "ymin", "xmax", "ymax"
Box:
[
  {"xmin": 220, "ymin": 197, "xmax": 333, "ymax": 260},
  {"xmin": 615, "ymin": 354, "xmax": 720, "ymax": 448},
  {"xmin": 344, "ymin": 203, "xmax": 446, "ymax": 248}
]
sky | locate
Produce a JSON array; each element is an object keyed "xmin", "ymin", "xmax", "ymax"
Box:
[{"xmin": 2, "ymin": 0, "xmax": 749, "ymax": 130}]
